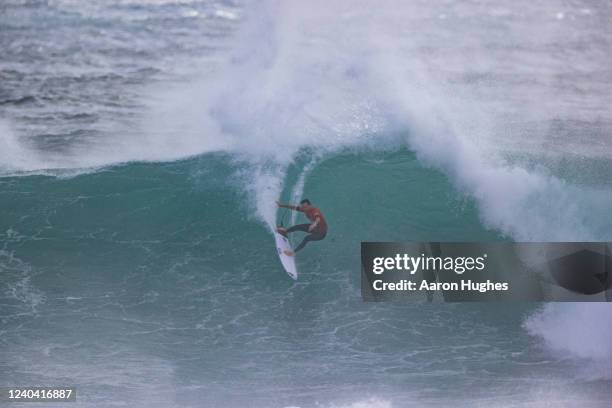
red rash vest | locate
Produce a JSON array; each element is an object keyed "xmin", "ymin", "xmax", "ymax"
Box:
[{"xmin": 300, "ymin": 206, "xmax": 328, "ymax": 234}]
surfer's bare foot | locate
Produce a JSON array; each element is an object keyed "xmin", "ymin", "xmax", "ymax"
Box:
[
  {"xmin": 276, "ymin": 226, "xmax": 287, "ymax": 234},
  {"xmin": 283, "ymin": 249, "xmax": 294, "ymax": 257}
]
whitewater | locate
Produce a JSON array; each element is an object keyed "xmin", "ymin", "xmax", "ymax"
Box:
[{"xmin": 1, "ymin": 0, "xmax": 611, "ymax": 406}]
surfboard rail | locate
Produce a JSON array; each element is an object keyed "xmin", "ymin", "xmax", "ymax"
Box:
[{"xmin": 274, "ymin": 232, "xmax": 298, "ymax": 279}]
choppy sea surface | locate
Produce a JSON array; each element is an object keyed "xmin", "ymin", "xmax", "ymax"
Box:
[{"xmin": 1, "ymin": 1, "xmax": 612, "ymax": 407}]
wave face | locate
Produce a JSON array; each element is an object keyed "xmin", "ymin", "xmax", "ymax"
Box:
[{"xmin": 1, "ymin": 0, "xmax": 612, "ymax": 407}]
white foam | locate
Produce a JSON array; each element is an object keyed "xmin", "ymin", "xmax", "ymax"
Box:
[
  {"xmin": 525, "ymin": 303, "xmax": 612, "ymax": 380},
  {"xmin": 3, "ymin": 0, "xmax": 612, "ymax": 377},
  {"xmin": 319, "ymin": 398, "xmax": 392, "ymax": 408},
  {"xmin": 0, "ymin": 120, "xmax": 48, "ymax": 173},
  {"xmin": 7, "ymin": 0, "xmax": 610, "ymax": 235}
]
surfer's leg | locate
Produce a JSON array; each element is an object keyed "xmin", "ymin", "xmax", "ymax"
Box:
[
  {"xmin": 294, "ymin": 232, "xmax": 325, "ymax": 253},
  {"xmin": 286, "ymin": 224, "xmax": 310, "ymax": 234}
]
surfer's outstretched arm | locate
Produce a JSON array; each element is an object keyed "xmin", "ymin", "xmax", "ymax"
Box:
[{"xmin": 276, "ymin": 200, "xmax": 299, "ymax": 211}]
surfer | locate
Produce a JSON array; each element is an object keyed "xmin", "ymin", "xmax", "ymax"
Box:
[{"xmin": 276, "ymin": 199, "xmax": 328, "ymax": 256}]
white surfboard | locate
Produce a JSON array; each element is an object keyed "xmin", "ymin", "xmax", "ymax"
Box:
[{"xmin": 274, "ymin": 232, "xmax": 298, "ymax": 280}]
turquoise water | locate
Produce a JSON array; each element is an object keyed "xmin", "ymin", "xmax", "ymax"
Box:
[
  {"xmin": 2, "ymin": 151, "xmax": 610, "ymax": 407},
  {"xmin": 2, "ymin": 0, "xmax": 612, "ymax": 407}
]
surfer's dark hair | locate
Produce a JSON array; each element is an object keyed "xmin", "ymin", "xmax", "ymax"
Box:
[{"xmin": 300, "ymin": 199, "xmax": 311, "ymax": 205}]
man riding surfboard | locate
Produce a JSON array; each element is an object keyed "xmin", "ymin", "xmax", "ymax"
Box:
[{"xmin": 276, "ymin": 199, "xmax": 328, "ymax": 257}]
